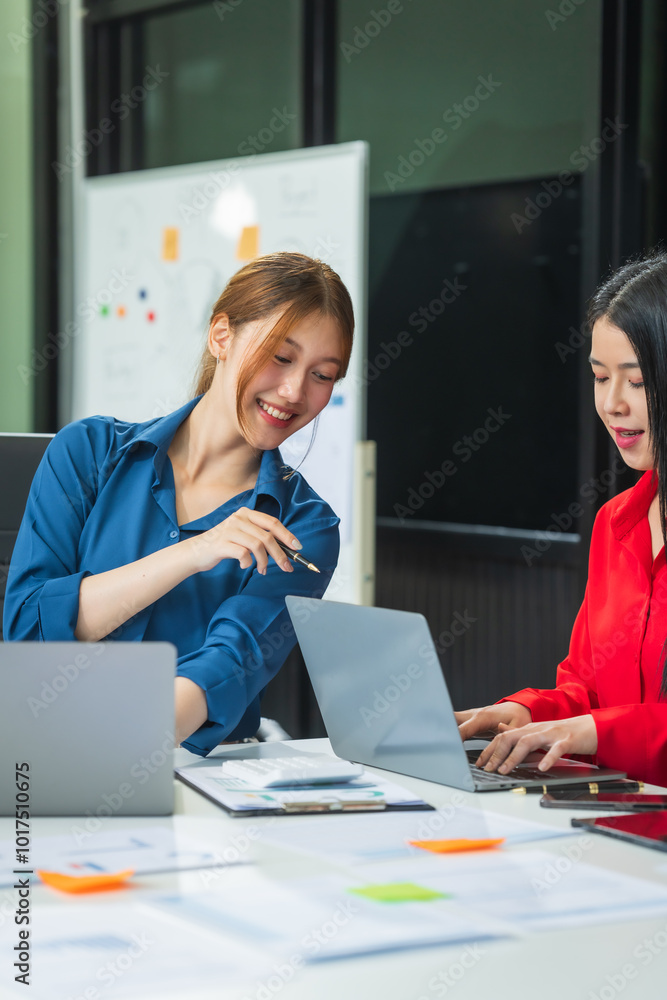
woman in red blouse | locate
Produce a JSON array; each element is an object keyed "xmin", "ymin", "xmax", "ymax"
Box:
[{"xmin": 456, "ymin": 253, "xmax": 667, "ymax": 786}]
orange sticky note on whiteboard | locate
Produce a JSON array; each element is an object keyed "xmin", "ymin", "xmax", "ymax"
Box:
[
  {"xmin": 236, "ymin": 225, "xmax": 259, "ymax": 260},
  {"xmin": 162, "ymin": 226, "xmax": 179, "ymax": 261},
  {"xmin": 408, "ymin": 838, "xmax": 505, "ymax": 854},
  {"xmin": 37, "ymin": 868, "xmax": 135, "ymax": 894}
]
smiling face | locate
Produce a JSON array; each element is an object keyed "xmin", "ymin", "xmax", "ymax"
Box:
[
  {"xmin": 590, "ymin": 315, "xmax": 654, "ymax": 472},
  {"xmin": 210, "ymin": 307, "xmax": 343, "ymax": 450}
]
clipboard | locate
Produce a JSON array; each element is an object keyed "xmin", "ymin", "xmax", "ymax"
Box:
[{"xmin": 175, "ymin": 765, "xmax": 433, "ymax": 818}]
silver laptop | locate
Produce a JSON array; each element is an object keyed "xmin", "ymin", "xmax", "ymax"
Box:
[
  {"xmin": 0, "ymin": 643, "xmax": 176, "ymax": 816},
  {"xmin": 285, "ymin": 598, "xmax": 626, "ymax": 792}
]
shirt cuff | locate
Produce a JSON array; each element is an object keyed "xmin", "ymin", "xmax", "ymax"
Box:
[
  {"xmin": 36, "ymin": 572, "xmax": 87, "ymax": 640},
  {"xmin": 180, "ymin": 699, "xmax": 261, "ymax": 757},
  {"xmin": 496, "ymin": 692, "xmax": 541, "ymax": 720},
  {"xmin": 177, "ymin": 647, "xmax": 265, "ymax": 752}
]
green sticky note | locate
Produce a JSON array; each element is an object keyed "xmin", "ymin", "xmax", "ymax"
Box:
[{"xmin": 349, "ymin": 882, "xmax": 447, "ymax": 903}]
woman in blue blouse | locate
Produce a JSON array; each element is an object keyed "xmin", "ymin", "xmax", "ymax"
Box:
[{"xmin": 4, "ymin": 252, "xmax": 354, "ymax": 755}]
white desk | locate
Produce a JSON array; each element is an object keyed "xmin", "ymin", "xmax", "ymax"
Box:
[{"xmin": 3, "ymin": 739, "xmax": 667, "ymax": 1000}]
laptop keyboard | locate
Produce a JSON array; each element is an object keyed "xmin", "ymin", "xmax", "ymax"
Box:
[
  {"xmin": 465, "ymin": 749, "xmax": 548, "ymax": 785},
  {"xmin": 470, "ymin": 764, "xmax": 546, "ymax": 785}
]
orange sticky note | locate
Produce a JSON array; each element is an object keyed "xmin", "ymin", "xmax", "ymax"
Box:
[
  {"xmin": 37, "ymin": 868, "xmax": 135, "ymax": 894},
  {"xmin": 236, "ymin": 225, "xmax": 259, "ymax": 260},
  {"xmin": 409, "ymin": 838, "xmax": 505, "ymax": 854},
  {"xmin": 162, "ymin": 226, "xmax": 179, "ymax": 261}
]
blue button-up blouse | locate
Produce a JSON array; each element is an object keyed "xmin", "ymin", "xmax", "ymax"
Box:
[{"xmin": 3, "ymin": 397, "xmax": 340, "ymax": 755}]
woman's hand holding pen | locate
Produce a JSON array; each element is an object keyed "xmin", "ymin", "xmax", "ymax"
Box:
[
  {"xmin": 188, "ymin": 507, "xmax": 300, "ymax": 576},
  {"xmin": 75, "ymin": 509, "xmax": 302, "ymax": 643}
]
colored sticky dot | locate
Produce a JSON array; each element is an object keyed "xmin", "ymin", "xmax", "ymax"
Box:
[
  {"xmin": 147, "ymin": 311, "xmax": 156, "ymax": 322},
  {"xmin": 100, "ymin": 304, "xmax": 110, "ymax": 317},
  {"xmin": 139, "ymin": 288, "xmax": 147, "ymax": 299},
  {"xmin": 349, "ymin": 882, "xmax": 448, "ymax": 903},
  {"xmin": 117, "ymin": 305, "xmax": 126, "ymax": 318}
]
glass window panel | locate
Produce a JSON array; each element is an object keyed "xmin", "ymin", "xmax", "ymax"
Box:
[
  {"xmin": 143, "ymin": 0, "xmax": 302, "ymax": 169},
  {"xmin": 337, "ymin": 0, "xmax": 601, "ymax": 195},
  {"xmin": 337, "ymin": 0, "xmax": 602, "ymax": 531}
]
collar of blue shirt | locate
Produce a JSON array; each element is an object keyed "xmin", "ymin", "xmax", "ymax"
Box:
[{"xmin": 116, "ymin": 395, "xmax": 295, "ymax": 521}]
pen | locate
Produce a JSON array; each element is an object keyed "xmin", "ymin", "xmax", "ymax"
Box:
[
  {"xmin": 277, "ymin": 541, "xmax": 320, "ymax": 573},
  {"xmin": 512, "ymin": 780, "xmax": 644, "ymax": 795}
]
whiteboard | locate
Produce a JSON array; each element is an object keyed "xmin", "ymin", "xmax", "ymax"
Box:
[{"xmin": 71, "ymin": 142, "xmax": 371, "ymax": 603}]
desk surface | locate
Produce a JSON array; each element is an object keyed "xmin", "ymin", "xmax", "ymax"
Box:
[{"xmin": 2, "ymin": 739, "xmax": 667, "ymax": 1000}]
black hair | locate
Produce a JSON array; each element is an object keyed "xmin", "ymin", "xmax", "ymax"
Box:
[{"xmin": 587, "ymin": 250, "xmax": 667, "ymax": 695}]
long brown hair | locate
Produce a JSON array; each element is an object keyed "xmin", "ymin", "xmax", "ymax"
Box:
[{"xmin": 194, "ymin": 252, "xmax": 354, "ymax": 438}]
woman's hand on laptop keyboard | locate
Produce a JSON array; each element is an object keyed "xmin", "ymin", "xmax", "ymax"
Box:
[
  {"xmin": 455, "ymin": 702, "xmax": 532, "ymax": 742},
  {"xmin": 473, "ymin": 714, "xmax": 599, "ymax": 774}
]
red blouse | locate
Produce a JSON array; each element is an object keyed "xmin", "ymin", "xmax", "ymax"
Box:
[{"xmin": 502, "ymin": 470, "xmax": 667, "ymax": 786}]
